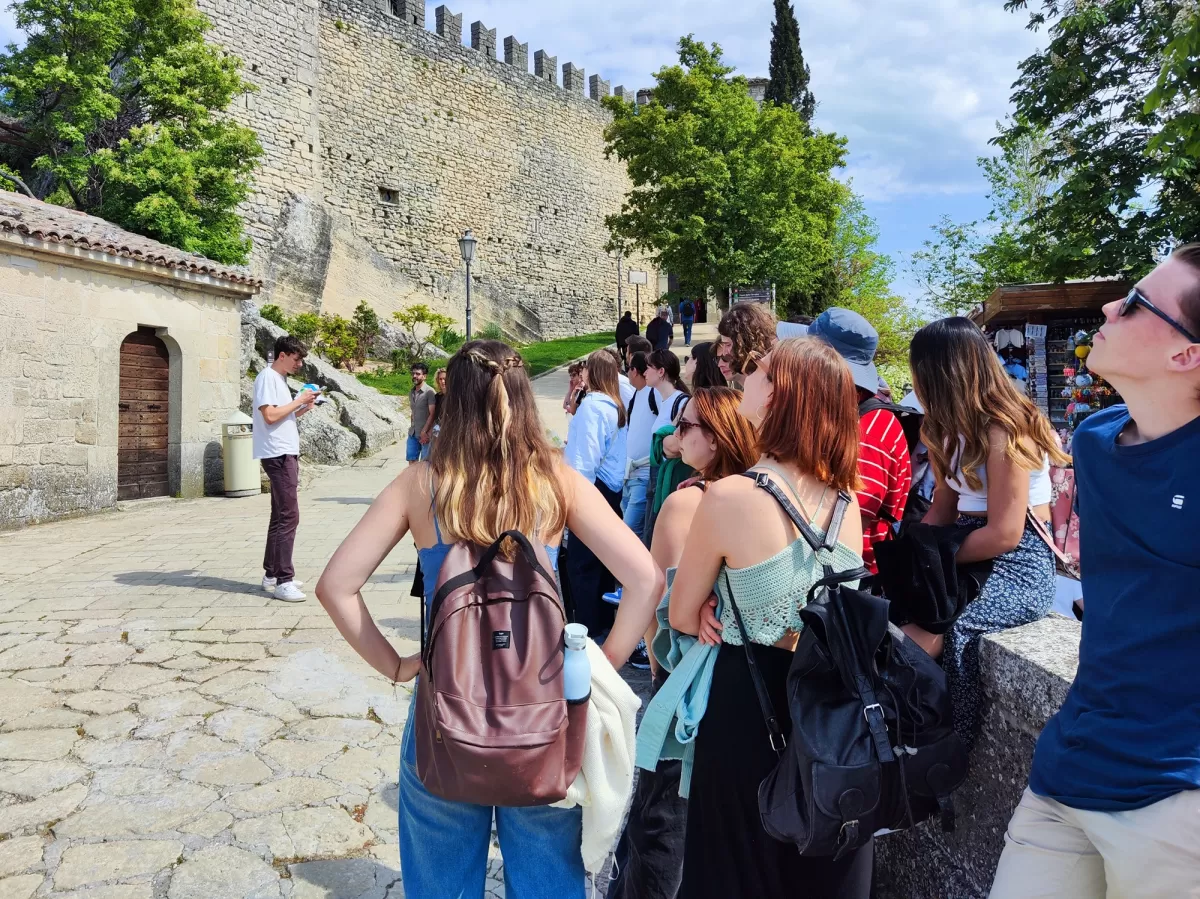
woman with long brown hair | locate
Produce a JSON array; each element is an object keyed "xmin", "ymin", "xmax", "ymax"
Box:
[
  {"xmin": 906, "ymin": 317, "xmax": 1069, "ymax": 747},
  {"xmin": 609, "ymin": 386, "xmax": 759, "ymax": 899},
  {"xmin": 563, "ymin": 349, "xmax": 629, "ymax": 636},
  {"xmin": 315, "ymin": 340, "xmax": 662, "ymax": 899},
  {"xmin": 669, "ymin": 338, "xmax": 873, "ymax": 897}
]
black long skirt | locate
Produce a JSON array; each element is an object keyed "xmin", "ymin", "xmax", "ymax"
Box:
[{"xmin": 679, "ymin": 643, "xmax": 874, "ymax": 899}]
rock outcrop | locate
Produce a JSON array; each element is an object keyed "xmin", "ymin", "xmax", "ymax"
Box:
[{"xmin": 240, "ymin": 313, "xmax": 406, "ymax": 467}]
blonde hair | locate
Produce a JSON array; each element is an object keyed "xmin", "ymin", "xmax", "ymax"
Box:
[
  {"xmin": 585, "ymin": 349, "xmax": 627, "ymax": 428},
  {"xmin": 910, "ymin": 318, "xmax": 1069, "ymax": 490},
  {"xmin": 431, "ymin": 340, "xmax": 567, "ymax": 547}
]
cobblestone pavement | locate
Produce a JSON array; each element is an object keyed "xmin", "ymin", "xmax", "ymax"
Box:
[
  {"xmin": 0, "ymin": 340, "xmax": 672, "ymax": 898},
  {"xmin": 0, "ymin": 443, "xmax": 484, "ymax": 899}
]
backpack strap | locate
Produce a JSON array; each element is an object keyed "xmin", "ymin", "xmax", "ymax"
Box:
[
  {"xmin": 670, "ymin": 392, "xmax": 687, "ymax": 422},
  {"xmin": 723, "ymin": 568, "xmax": 786, "ymax": 755},
  {"xmin": 649, "ymin": 389, "xmax": 658, "ymax": 415}
]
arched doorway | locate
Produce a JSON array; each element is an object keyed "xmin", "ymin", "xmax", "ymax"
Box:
[{"xmin": 118, "ymin": 327, "xmax": 171, "ymax": 501}]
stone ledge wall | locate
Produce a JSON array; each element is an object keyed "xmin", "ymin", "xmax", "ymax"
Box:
[
  {"xmin": 195, "ymin": 0, "xmax": 659, "ymax": 339},
  {"xmin": 875, "ymin": 615, "xmax": 1082, "ymax": 898}
]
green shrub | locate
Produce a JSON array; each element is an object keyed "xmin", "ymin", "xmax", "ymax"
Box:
[
  {"xmin": 434, "ymin": 325, "xmax": 465, "ymax": 353},
  {"xmin": 478, "ymin": 322, "xmax": 505, "ymax": 341},
  {"xmin": 350, "ymin": 301, "xmax": 381, "ymax": 367},
  {"xmin": 259, "ymin": 304, "xmax": 289, "ymax": 329},
  {"xmin": 317, "ymin": 314, "xmax": 358, "ymax": 369},
  {"xmin": 290, "ymin": 312, "xmax": 320, "ymax": 349}
]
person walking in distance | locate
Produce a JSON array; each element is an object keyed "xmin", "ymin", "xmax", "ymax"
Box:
[
  {"xmin": 989, "ymin": 246, "xmax": 1200, "ymax": 899},
  {"xmin": 807, "ymin": 308, "xmax": 913, "ymax": 579},
  {"xmin": 407, "ymin": 363, "xmax": 436, "ymax": 463},
  {"xmin": 715, "ymin": 302, "xmax": 776, "ymax": 388},
  {"xmin": 315, "ymin": 340, "xmax": 662, "ymax": 899},
  {"xmin": 679, "ymin": 297, "xmax": 696, "ymax": 347},
  {"xmin": 616, "ymin": 310, "xmax": 639, "ymax": 360},
  {"xmin": 254, "ymin": 335, "xmax": 318, "ymax": 602},
  {"xmin": 646, "ymin": 306, "xmax": 674, "ymax": 352}
]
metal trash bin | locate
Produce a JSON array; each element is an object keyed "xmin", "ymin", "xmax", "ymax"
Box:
[{"xmin": 222, "ymin": 411, "xmax": 258, "ymax": 497}]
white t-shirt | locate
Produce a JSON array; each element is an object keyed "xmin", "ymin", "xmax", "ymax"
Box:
[
  {"xmin": 253, "ymin": 368, "xmax": 300, "ymax": 459},
  {"xmin": 651, "ymin": 388, "xmax": 688, "ymax": 437},
  {"xmin": 618, "ymin": 373, "xmax": 635, "ymax": 406},
  {"xmin": 625, "ymin": 386, "xmax": 658, "ymax": 468}
]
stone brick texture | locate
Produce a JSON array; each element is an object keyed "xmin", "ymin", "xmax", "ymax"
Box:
[{"xmin": 196, "ymin": 0, "xmax": 657, "ymax": 339}]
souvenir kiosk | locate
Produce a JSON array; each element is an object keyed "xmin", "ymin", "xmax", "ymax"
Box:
[{"xmin": 970, "ymin": 279, "xmax": 1130, "ymax": 614}]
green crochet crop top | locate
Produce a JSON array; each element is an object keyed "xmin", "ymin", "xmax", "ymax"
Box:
[{"xmin": 716, "ymin": 470, "xmax": 864, "ymax": 647}]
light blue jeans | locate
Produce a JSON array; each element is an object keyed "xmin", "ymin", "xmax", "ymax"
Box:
[
  {"xmin": 398, "ymin": 699, "xmax": 586, "ymax": 899},
  {"xmin": 621, "ymin": 474, "xmax": 649, "ymax": 537},
  {"xmin": 406, "ymin": 435, "xmax": 431, "ymax": 462}
]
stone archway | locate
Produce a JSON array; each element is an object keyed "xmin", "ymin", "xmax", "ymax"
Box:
[{"xmin": 117, "ymin": 327, "xmax": 171, "ymax": 500}]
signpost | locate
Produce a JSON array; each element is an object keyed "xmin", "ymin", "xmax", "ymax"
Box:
[{"xmin": 628, "ymin": 270, "xmax": 648, "ymax": 323}]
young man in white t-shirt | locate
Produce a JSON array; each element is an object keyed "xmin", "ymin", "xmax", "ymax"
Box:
[{"xmin": 253, "ymin": 335, "xmax": 318, "ymax": 602}]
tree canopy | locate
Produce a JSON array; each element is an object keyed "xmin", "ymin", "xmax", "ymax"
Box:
[
  {"xmin": 0, "ymin": 0, "xmax": 262, "ymax": 264},
  {"xmin": 602, "ymin": 36, "xmax": 845, "ymax": 304},
  {"xmin": 765, "ymin": 0, "xmax": 815, "ymax": 123},
  {"xmin": 910, "ymin": 124, "xmax": 1059, "ymax": 317},
  {"xmin": 999, "ymin": 0, "xmax": 1199, "ymax": 277}
]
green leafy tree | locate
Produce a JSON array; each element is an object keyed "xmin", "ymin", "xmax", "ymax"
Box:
[
  {"xmin": 999, "ymin": 0, "xmax": 1200, "ymax": 277},
  {"xmin": 289, "ymin": 312, "xmax": 320, "ymax": 350},
  {"xmin": 317, "ymin": 314, "xmax": 358, "ymax": 369},
  {"xmin": 0, "ymin": 0, "xmax": 262, "ymax": 264},
  {"xmin": 765, "ymin": 0, "xmax": 815, "ymax": 123},
  {"xmin": 911, "ymin": 124, "xmax": 1060, "ymax": 317},
  {"xmin": 790, "ymin": 191, "xmax": 922, "ymax": 384},
  {"xmin": 392, "ymin": 303, "xmax": 455, "ymax": 363},
  {"xmin": 602, "ymin": 37, "xmax": 845, "ymax": 305},
  {"xmin": 350, "ymin": 301, "xmax": 381, "ymax": 368}
]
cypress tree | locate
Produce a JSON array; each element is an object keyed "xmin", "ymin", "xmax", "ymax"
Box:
[{"xmin": 765, "ymin": 0, "xmax": 815, "ymax": 124}]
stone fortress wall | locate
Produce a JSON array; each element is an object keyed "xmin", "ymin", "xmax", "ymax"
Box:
[{"xmin": 196, "ymin": 0, "xmax": 659, "ymax": 340}]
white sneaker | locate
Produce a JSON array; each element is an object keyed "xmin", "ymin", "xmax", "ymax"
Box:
[
  {"xmin": 272, "ymin": 581, "xmax": 306, "ymax": 602},
  {"xmin": 262, "ymin": 577, "xmax": 303, "ymax": 593}
]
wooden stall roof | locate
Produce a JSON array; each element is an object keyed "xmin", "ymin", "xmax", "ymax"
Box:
[{"xmin": 970, "ymin": 279, "xmax": 1130, "ymax": 327}]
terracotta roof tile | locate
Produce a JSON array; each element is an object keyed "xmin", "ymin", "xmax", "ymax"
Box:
[{"xmin": 0, "ymin": 189, "xmax": 261, "ymax": 289}]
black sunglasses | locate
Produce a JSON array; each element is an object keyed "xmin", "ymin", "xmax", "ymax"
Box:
[
  {"xmin": 1119, "ymin": 288, "xmax": 1200, "ymax": 343},
  {"xmin": 675, "ymin": 418, "xmax": 708, "ymax": 438}
]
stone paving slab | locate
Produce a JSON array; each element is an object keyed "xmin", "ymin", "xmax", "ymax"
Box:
[
  {"xmin": 0, "ymin": 445, "xmax": 432, "ymax": 898},
  {"xmin": 0, "ymin": 354, "xmax": 657, "ymax": 897}
]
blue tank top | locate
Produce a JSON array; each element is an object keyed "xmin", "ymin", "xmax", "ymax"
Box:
[{"xmin": 417, "ymin": 512, "xmax": 559, "ymax": 607}]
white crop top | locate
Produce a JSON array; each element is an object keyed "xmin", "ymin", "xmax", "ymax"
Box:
[{"xmin": 945, "ymin": 436, "xmax": 1052, "ymax": 513}]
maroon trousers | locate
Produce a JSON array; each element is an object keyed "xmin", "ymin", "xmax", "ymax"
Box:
[{"xmin": 262, "ymin": 455, "xmax": 299, "ymax": 583}]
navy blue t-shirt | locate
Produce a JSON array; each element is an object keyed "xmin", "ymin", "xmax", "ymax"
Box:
[{"xmin": 1030, "ymin": 405, "xmax": 1200, "ymax": 811}]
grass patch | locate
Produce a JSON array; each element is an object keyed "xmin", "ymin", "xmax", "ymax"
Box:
[{"xmin": 356, "ymin": 332, "xmax": 613, "ymax": 396}]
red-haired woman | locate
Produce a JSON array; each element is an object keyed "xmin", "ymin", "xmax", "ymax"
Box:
[{"xmin": 669, "ymin": 338, "xmax": 873, "ymax": 898}]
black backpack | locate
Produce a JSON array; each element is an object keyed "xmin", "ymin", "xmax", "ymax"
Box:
[{"xmin": 725, "ymin": 472, "xmax": 967, "ymax": 859}]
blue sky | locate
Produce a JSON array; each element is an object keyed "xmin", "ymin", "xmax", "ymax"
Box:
[{"xmin": 0, "ymin": 0, "xmax": 1046, "ymax": 303}]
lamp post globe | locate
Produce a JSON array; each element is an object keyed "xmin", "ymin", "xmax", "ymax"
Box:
[{"xmin": 458, "ymin": 229, "xmax": 477, "ymax": 339}]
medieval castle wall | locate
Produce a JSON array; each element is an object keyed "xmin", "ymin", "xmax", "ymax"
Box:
[{"xmin": 196, "ymin": 0, "xmax": 658, "ymax": 338}]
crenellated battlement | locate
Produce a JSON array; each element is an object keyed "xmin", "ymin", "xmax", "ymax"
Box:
[{"xmin": 342, "ymin": 0, "xmax": 621, "ymax": 105}]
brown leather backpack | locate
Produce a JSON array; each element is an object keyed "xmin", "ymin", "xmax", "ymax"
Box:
[{"xmin": 415, "ymin": 529, "xmax": 588, "ymax": 806}]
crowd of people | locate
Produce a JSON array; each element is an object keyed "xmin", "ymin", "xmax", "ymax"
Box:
[{"xmin": 300, "ymin": 247, "xmax": 1200, "ymax": 899}]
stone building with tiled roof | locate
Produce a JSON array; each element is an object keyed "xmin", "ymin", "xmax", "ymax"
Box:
[{"xmin": 0, "ymin": 191, "xmax": 261, "ymax": 528}]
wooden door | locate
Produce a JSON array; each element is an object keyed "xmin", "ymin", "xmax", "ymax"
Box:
[{"xmin": 118, "ymin": 329, "xmax": 170, "ymax": 501}]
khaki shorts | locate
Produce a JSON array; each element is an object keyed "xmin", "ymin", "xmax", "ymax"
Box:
[{"xmin": 989, "ymin": 787, "xmax": 1200, "ymax": 899}]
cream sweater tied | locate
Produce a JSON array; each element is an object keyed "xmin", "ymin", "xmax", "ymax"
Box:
[{"xmin": 552, "ymin": 638, "xmax": 642, "ymax": 874}]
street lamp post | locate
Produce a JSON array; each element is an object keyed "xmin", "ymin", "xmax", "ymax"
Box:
[
  {"xmin": 458, "ymin": 229, "xmax": 477, "ymax": 340},
  {"xmin": 615, "ymin": 250, "xmax": 623, "ymax": 319}
]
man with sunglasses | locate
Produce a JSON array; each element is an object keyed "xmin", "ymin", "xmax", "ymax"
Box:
[{"xmin": 990, "ymin": 245, "xmax": 1200, "ymax": 898}]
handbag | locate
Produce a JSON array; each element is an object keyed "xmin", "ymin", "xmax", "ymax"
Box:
[{"xmin": 1026, "ymin": 507, "xmax": 1078, "ymax": 581}]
